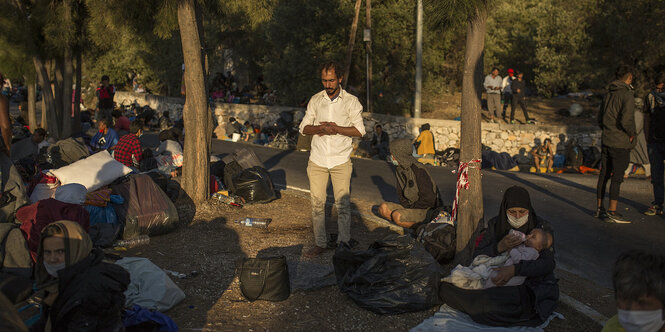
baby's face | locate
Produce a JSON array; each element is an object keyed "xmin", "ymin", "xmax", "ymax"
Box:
[{"xmin": 525, "ymin": 229, "xmax": 551, "ymax": 251}]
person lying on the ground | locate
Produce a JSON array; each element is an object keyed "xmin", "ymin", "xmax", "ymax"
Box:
[
  {"xmin": 531, "ymin": 138, "xmax": 554, "ymax": 173},
  {"xmin": 443, "ymin": 228, "xmax": 553, "ymax": 290},
  {"xmin": 414, "ymin": 123, "xmax": 436, "ymax": 157},
  {"xmin": 32, "ymin": 220, "xmax": 129, "ymax": 331},
  {"xmin": 113, "ymin": 120, "xmax": 144, "ymax": 169},
  {"xmin": 602, "ymin": 250, "xmax": 665, "ymax": 332},
  {"xmin": 10, "ymin": 127, "xmax": 46, "ymax": 162},
  {"xmin": 112, "ymin": 109, "xmax": 130, "ymax": 137},
  {"xmin": 377, "ymin": 138, "xmax": 441, "ymax": 228},
  {"xmin": 90, "ymin": 118, "xmax": 119, "ymax": 152},
  {"xmin": 438, "ymin": 186, "xmax": 559, "ymax": 327}
]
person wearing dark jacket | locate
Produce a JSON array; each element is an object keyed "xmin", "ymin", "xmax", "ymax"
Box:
[
  {"xmin": 377, "ymin": 138, "xmax": 441, "ymax": 228},
  {"xmin": 32, "ymin": 220, "xmax": 129, "ymax": 332},
  {"xmin": 643, "ymin": 74, "xmax": 665, "ymax": 217},
  {"xmin": 370, "ymin": 124, "xmax": 390, "ymax": 160},
  {"xmin": 510, "ymin": 71, "xmax": 535, "ymax": 124},
  {"xmin": 439, "ymin": 186, "xmax": 559, "ymax": 327},
  {"xmin": 595, "ymin": 65, "xmax": 636, "ymax": 223}
]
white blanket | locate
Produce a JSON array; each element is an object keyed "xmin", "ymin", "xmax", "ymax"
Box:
[{"xmin": 410, "ymin": 304, "xmax": 563, "ymax": 332}]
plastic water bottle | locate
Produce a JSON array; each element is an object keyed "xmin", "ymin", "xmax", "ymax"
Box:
[
  {"xmin": 234, "ymin": 218, "xmax": 271, "ymax": 228},
  {"xmin": 114, "ymin": 235, "xmax": 150, "ymax": 248}
]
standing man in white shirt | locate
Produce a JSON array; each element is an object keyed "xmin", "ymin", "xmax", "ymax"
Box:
[
  {"xmin": 299, "ymin": 62, "xmax": 366, "ymax": 258},
  {"xmin": 484, "ymin": 67, "xmax": 503, "ymax": 123}
]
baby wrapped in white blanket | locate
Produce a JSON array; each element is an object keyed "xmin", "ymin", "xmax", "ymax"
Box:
[{"xmin": 443, "ymin": 228, "xmax": 551, "ymax": 289}]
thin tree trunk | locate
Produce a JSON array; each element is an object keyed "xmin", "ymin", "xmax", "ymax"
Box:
[
  {"xmin": 343, "ymin": 0, "xmax": 362, "ymax": 89},
  {"xmin": 33, "ymin": 57, "xmax": 58, "ymax": 138},
  {"xmin": 61, "ymin": 48, "xmax": 74, "ymax": 138},
  {"xmin": 73, "ymin": 50, "xmax": 82, "ymax": 134},
  {"xmin": 53, "ymin": 58, "xmax": 65, "ymax": 136},
  {"xmin": 26, "ymin": 79, "xmax": 37, "ymax": 133},
  {"xmin": 456, "ymin": 8, "xmax": 487, "ymax": 263},
  {"xmin": 178, "ymin": 0, "xmax": 210, "ymax": 204},
  {"xmin": 365, "ymin": 0, "xmax": 372, "ymax": 113}
]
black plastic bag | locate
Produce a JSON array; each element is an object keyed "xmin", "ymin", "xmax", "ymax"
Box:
[
  {"xmin": 232, "ymin": 166, "xmax": 277, "ymax": 204},
  {"xmin": 333, "ymin": 235, "xmax": 443, "ymax": 314}
]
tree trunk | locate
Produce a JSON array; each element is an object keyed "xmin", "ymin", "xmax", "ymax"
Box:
[
  {"xmin": 61, "ymin": 48, "xmax": 74, "ymax": 138},
  {"xmin": 178, "ymin": 0, "xmax": 210, "ymax": 204},
  {"xmin": 26, "ymin": 79, "xmax": 37, "ymax": 133},
  {"xmin": 33, "ymin": 57, "xmax": 58, "ymax": 138},
  {"xmin": 365, "ymin": 0, "xmax": 372, "ymax": 113},
  {"xmin": 456, "ymin": 8, "xmax": 487, "ymax": 263},
  {"xmin": 53, "ymin": 58, "xmax": 65, "ymax": 137},
  {"xmin": 343, "ymin": 0, "xmax": 362, "ymax": 89},
  {"xmin": 72, "ymin": 50, "xmax": 82, "ymax": 134}
]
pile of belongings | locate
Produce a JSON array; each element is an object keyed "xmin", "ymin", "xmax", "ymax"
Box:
[{"xmin": 212, "ymin": 148, "xmax": 278, "ymax": 204}]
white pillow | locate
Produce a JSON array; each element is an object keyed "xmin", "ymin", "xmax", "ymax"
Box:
[{"xmin": 50, "ymin": 151, "xmax": 133, "ymax": 192}]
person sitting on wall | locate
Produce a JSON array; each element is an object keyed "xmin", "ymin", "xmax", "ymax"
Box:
[
  {"xmin": 377, "ymin": 138, "xmax": 442, "ymax": 228},
  {"xmin": 371, "ymin": 124, "xmax": 390, "ymax": 160}
]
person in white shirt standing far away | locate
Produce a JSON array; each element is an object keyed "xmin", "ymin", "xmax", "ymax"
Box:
[{"xmin": 299, "ymin": 61, "xmax": 366, "ymax": 258}]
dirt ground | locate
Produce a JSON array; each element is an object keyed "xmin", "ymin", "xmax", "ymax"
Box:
[
  {"xmin": 115, "ymin": 190, "xmax": 602, "ymax": 331},
  {"xmin": 421, "ymin": 92, "xmax": 599, "ymax": 127}
]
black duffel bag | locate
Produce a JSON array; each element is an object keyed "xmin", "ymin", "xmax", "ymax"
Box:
[{"xmin": 236, "ymin": 256, "xmax": 290, "ymax": 302}]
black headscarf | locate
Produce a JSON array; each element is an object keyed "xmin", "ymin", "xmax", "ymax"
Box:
[{"xmin": 494, "ymin": 186, "xmax": 538, "ymax": 243}]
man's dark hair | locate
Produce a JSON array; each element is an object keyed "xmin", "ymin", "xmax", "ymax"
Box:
[
  {"xmin": 421, "ymin": 123, "xmax": 430, "ymax": 131},
  {"xmin": 613, "ymin": 250, "xmax": 665, "ymax": 306},
  {"xmin": 244, "ymin": 121, "xmax": 250, "ymax": 126},
  {"xmin": 615, "ymin": 65, "xmax": 634, "ymax": 81},
  {"xmin": 112, "ymin": 109, "xmax": 122, "ymax": 118},
  {"xmin": 98, "ymin": 118, "xmax": 109, "ymax": 127},
  {"xmin": 320, "ymin": 62, "xmax": 342, "ymax": 78},
  {"xmin": 101, "ymin": 75, "xmax": 110, "ymax": 82},
  {"xmin": 34, "ymin": 128, "xmax": 47, "ymax": 138},
  {"xmin": 491, "ymin": 67, "xmax": 499, "ymax": 73},
  {"xmin": 229, "ymin": 117, "xmax": 236, "ymax": 123},
  {"xmin": 375, "ymin": 124, "xmax": 382, "ymax": 129},
  {"xmin": 129, "ymin": 120, "xmax": 143, "ymax": 135},
  {"xmin": 544, "ymin": 138, "xmax": 552, "ymax": 145},
  {"xmin": 656, "ymin": 73, "xmax": 665, "ymax": 85}
]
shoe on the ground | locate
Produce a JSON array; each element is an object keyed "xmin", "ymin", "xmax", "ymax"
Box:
[
  {"xmin": 593, "ymin": 207, "xmax": 607, "ymax": 218},
  {"xmin": 527, "ymin": 119, "xmax": 537, "ymax": 124},
  {"xmin": 304, "ymin": 245, "xmax": 328, "ymax": 258},
  {"xmin": 644, "ymin": 205, "xmax": 664, "ymax": 216},
  {"xmin": 510, "ymin": 120, "xmax": 516, "ymax": 124},
  {"xmin": 605, "ymin": 211, "xmax": 631, "ymax": 224}
]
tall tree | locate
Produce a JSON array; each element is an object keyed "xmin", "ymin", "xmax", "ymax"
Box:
[
  {"xmin": 343, "ymin": 0, "xmax": 362, "ymax": 89},
  {"xmin": 178, "ymin": 0, "xmax": 210, "ymax": 203},
  {"xmin": 430, "ymin": 0, "xmax": 490, "ymax": 263}
]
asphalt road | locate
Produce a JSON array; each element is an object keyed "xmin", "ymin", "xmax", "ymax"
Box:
[{"xmin": 202, "ymin": 139, "xmax": 663, "ymax": 290}]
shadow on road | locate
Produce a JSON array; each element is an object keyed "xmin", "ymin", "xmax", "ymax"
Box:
[
  {"xmin": 371, "ymin": 175, "xmax": 396, "ymax": 202},
  {"xmin": 264, "ymin": 149, "xmax": 294, "ymax": 169}
]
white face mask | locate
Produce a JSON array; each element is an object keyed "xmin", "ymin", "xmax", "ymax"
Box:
[
  {"xmin": 507, "ymin": 212, "xmax": 529, "ymax": 228},
  {"xmin": 44, "ymin": 261, "xmax": 66, "ymax": 277},
  {"xmin": 618, "ymin": 309, "xmax": 665, "ymax": 332}
]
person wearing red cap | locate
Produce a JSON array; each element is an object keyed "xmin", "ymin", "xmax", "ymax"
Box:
[{"xmin": 502, "ymin": 69, "xmax": 515, "ymax": 121}]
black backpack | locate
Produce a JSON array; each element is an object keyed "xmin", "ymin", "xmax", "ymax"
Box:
[{"xmin": 415, "ymin": 222, "xmax": 456, "ymax": 265}]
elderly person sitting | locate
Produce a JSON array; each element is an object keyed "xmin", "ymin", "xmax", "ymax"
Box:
[{"xmin": 377, "ymin": 138, "xmax": 441, "ymax": 228}]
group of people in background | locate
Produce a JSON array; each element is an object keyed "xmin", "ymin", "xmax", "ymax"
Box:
[{"xmin": 484, "ymin": 67, "xmax": 536, "ymax": 125}]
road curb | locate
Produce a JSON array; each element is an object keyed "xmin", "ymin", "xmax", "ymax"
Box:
[{"xmin": 276, "ymin": 183, "xmax": 608, "ymax": 327}]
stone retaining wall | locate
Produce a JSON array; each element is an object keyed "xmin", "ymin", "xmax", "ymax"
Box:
[{"xmin": 115, "ymin": 92, "xmax": 601, "ymax": 155}]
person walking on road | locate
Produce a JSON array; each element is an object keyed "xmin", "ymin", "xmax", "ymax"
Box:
[
  {"xmin": 643, "ymin": 74, "xmax": 665, "ymax": 216},
  {"xmin": 484, "ymin": 67, "xmax": 503, "ymax": 123},
  {"xmin": 299, "ymin": 61, "xmax": 365, "ymax": 258},
  {"xmin": 595, "ymin": 65, "xmax": 636, "ymax": 223}
]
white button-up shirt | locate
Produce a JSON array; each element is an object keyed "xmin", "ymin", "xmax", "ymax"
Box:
[{"xmin": 299, "ymin": 88, "xmax": 366, "ymax": 169}]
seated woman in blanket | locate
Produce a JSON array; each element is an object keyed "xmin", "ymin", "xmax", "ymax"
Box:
[{"xmin": 439, "ymin": 185, "xmax": 559, "ymax": 327}]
